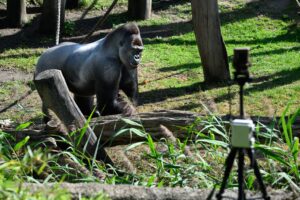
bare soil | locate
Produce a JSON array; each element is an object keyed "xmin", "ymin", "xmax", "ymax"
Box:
[{"xmin": 0, "ymin": 68, "xmax": 33, "ymax": 82}]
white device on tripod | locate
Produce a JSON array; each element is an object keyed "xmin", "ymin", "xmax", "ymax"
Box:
[{"xmin": 231, "ymin": 119, "xmax": 255, "ymax": 148}]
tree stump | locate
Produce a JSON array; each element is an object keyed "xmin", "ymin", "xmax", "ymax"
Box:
[
  {"xmin": 128, "ymin": 0, "xmax": 152, "ymax": 20},
  {"xmin": 34, "ymin": 69, "xmax": 111, "ymax": 163},
  {"xmin": 7, "ymin": 0, "xmax": 27, "ymax": 27},
  {"xmin": 39, "ymin": 0, "xmax": 66, "ymax": 35}
]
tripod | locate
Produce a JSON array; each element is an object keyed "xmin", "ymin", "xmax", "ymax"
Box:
[{"xmin": 215, "ymin": 48, "xmax": 270, "ymax": 200}]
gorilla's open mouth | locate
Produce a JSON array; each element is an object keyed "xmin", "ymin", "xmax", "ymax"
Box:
[{"xmin": 130, "ymin": 61, "xmax": 139, "ymax": 68}]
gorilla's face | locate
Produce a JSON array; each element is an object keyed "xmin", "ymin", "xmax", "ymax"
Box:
[{"xmin": 119, "ymin": 34, "xmax": 144, "ymax": 69}]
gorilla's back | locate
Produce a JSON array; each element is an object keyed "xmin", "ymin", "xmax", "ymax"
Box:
[{"xmin": 35, "ymin": 42, "xmax": 79, "ymax": 75}]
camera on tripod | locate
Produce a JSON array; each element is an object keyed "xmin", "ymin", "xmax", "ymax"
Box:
[
  {"xmin": 231, "ymin": 47, "xmax": 255, "ymax": 149},
  {"xmin": 215, "ymin": 47, "xmax": 270, "ymax": 200}
]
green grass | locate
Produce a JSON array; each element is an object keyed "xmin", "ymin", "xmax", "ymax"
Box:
[
  {"xmin": 0, "ymin": 48, "xmax": 43, "ymax": 72},
  {"xmin": 135, "ymin": 0, "xmax": 300, "ymax": 116},
  {"xmin": 0, "ymin": 0, "xmax": 299, "ymax": 121}
]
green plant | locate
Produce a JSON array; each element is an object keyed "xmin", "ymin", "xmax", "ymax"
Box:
[
  {"xmin": 254, "ymin": 104, "xmax": 300, "ymax": 192},
  {"xmin": 64, "ymin": 21, "xmax": 76, "ymax": 36}
]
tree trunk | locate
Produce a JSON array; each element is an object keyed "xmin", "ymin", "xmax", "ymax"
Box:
[
  {"xmin": 65, "ymin": 0, "xmax": 80, "ymax": 9},
  {"xmin": 128, "ymin": 0, "xmax": 152, "ymax": 20},
  {"xmin": 39, "ymin": 0, "xmax": 66, "ymax": 35},
  {"xmin": 191, "ymin": 0, "xmax": 230, "ymax": 83},
  {"xmin": 7, "ymin": 0, "xmax": 27, "ymax": 27}
]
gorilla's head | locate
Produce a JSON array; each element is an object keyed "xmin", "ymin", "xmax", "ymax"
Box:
[{"xmin": 119, "ymin": 23, "xmax": 144, "ymax": 69}]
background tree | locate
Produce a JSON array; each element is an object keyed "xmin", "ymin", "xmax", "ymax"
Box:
[
  {"xmin": 191, "ymin": 0, "xmax": 230, "ymax": 83},
  {"xmin": 7, "ymin": 0, "xmax": 27, "ymax": 27},
  {"xmin": 128, "ymin": 0, "xmax": 152, "ymax": 20},
  {"xmin": 39, "ymin": 0, "xmax": 66, "ymax": 35},
  {"xmin": 65, "ymin": 0, "xmax": 80, "ymax": 9}
]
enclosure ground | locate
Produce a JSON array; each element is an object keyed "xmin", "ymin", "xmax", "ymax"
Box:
[{"xmin": 0, "ymin": 0, "xmax": 300, "ymax": 196}]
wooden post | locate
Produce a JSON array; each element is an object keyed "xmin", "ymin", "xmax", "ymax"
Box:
[
  {"xmin": 191, "ymin": 0, "xmax": 230, "ymax": 83},
  {"xmin": 65, "ymin": 0, "xmax": 80, "ymax": 9},
  {"xmin": 128, "ymin": 0, "xmax": 152, "ymax": 20},
  {"xmin": 7, "ymin": 0, "xmax": 27, "ymax": 27},
  {"xmin": 39, "ymin": 0, "xmax": 66, "ymax": 34},
  {"xmin": 34, "ymin": 69, "xmax": 111, "ymax": 163}
]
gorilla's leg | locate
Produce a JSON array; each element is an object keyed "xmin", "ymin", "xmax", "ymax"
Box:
[
  {"xmin": 96, "ymin": 84, "xmax": 129, "ymax": 116},
  {"xmin": 120, "ymin": 82, "xmax": 138, "ymax": 106},
  {"xmin": 74, "ymin": 95, "xmax": 100, "ymax": 117}
]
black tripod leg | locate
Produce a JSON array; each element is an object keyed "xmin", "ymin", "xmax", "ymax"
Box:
[
  {"xmin": 247, "ymin": 149, "xmax": 270, "ymax": 200},
  {"xmin": 216, "ymin": 148, "xmax": 237, "ymax": 200},
  {"xmin": 238, "ymin": 149, "xmax": 246, "ymax": 200}
]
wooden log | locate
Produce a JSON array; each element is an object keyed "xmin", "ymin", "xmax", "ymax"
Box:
[
  {"xmin": 34, "ymin": 69, "xmax": 111, "ymax": 163},
  {"xmin": 24, "ymin": 183, "xmax": 295, "ymax": 200},
  {"xmin": 92, "ymin": 110, "xmax": 201, "ymax": 146},
  {"xmin": 92, "ymin": 110, "xmax": 300, "ymax": 145},
  {"xmin": 3, "ymin": 110, "xmax": 300, "ymax": 146}
]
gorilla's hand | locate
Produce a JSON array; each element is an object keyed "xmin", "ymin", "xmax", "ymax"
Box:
[
  {"xmin": 118, "ymin": 99, "xmax": 137, "ymax": 116},
  {"xmin": 122, "ymin": 104, "xmax": 137, "ymax": 116}
]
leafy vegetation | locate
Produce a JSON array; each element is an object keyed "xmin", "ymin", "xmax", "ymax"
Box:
[{"xmin": 0, "ymin": 107, "xmax": 299, "ymax": 197}]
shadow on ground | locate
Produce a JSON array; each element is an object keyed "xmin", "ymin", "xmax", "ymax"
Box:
[{"xmin": 214, "ymin": 66, "xmax": 300, "ymax": 103}]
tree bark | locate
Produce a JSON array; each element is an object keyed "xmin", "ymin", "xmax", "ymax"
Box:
[
  {"xmin": 34, "ymin": 69, "xmax": 111, "ymax": 163},
  {"xmin": 191, "ymin": 0, "xmax": 230, "ymax": 83},
  {"xmin": 39, "ymin": 0, "xmax": 66, "ymax": 35},
  {"xmin": 6, "ymin": 0, "xmax": 27, "ymax": 27},
  {"xmin": 128, "ymin": 0, "xmax": 152, "ymax": 20}
]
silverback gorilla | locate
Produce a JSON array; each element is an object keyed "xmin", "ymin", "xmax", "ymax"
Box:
[{"xmin": 35, "ymin": 23, "xmax": 143, "ymax": 119}]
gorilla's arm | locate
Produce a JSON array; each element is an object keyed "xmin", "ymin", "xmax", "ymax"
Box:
[
  {"xmin": 120, "ymin": 68, "xmax": 139, "ymax": 106},
  {"xmin": 96, "ymin": 82, "xmax": 124, "ymax": 115},
  {"xmin": 94, "ymin": 64, "xmax": 124, "ymax": 115}
]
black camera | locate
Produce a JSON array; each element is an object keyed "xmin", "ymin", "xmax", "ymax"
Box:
[{"xmin": 233, "ymin": 47, "xmax": 252, "ymax": 83}]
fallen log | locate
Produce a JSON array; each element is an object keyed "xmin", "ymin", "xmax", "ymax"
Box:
[
  {"xmin": 3, "ymin": 110, "xmax": 300, "ymax": 147},
  {"xmin": 91, "ymin": 110, "xmax": 300, "ymax": 145},
  {"xmin": 34, "ymin": 69, "xmax": 111, "ymax": 163},
  {"xmin": 24, "ymin": 182, "xmax": 296, "ymax": 200}
]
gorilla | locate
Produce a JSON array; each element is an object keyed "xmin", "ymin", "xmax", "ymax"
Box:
[{"xmin": 35, "ymin": 23, "xmax": 143, "ymax": 119}]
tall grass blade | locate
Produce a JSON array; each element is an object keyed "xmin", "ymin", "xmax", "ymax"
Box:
[
  {"xmin": 121, "ymin": 118, "xmax": 143, "ymax": 127},
  {"xmin": 280, "ymin": 104, "xmax": 291, "ymax": 147},
  {"xmin": 255, "ymin": 144, "xmax": 290, "ymax": 167},
  {"xmin": 16, "ymin": 122, "xmax": 32, "ymax": 131},
  {"xmin": 13, "ymin": 136, "xmax": 30, "ymax": 151}
]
